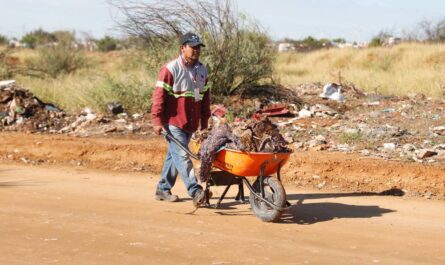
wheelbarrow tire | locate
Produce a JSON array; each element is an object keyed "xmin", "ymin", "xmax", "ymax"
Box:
[{"xmin": 249, "ymin": 176, "xmax": 286, "ymax": 223}]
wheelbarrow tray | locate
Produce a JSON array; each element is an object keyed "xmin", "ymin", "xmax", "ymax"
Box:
[{"xmin": 190, "ymin": 141, "xmax": 291, "ymax": 177}]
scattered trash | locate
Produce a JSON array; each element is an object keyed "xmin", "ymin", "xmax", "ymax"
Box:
[
  {"xmin": 0, "ymin": 80, "xmax": 16, "ymax": 89},
  {"xmin": 107, "ymin": 102, "xmax": 124, "ymax": 115},
  {"xmin": 254, "ymin": 103, "xmax": 291, "ymax": 118},
  {"xmin": 415, "ymin": 149, "xmax": 438, "ymax": 159},
  {"xmin": 319, "ymin": 83, "xmax": 340, "ymax": 99},
  {"xmin": 319, "ymin": 83, "xmax": 345, "ymax": 102},
  {"xmin": 211, "ymin": 104, "xmax": 227, "ymax": 118},
  {"xmin": 364, "ymin": 101, "xmax": 380, "ymax": 106},
  {"xmin": 1, "ymin": 79, "xmax": 445, "ymax": 166},
  {"xmin": 432, "ymin": 126, "xmax": 445, "ymax": 135},
  {"xmin": 383, "ymin": 143, "xmax": 396, "ymax": 150},
  {"xmin": 298, "ymin": 107, "xmax": 312, "ymax": 118}
]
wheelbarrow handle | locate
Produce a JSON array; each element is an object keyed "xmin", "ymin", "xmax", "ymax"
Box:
[{"xmin": 161, "ymin": 130, "xmax": 200, "ymax": 160}]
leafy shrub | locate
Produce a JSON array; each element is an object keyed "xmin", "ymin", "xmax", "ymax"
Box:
[
  {"xmin": 0, "ymin": 48, "xmax": 12, "ymax": 79},
  {"xmin": 21, "ymin": 28, "xmax": 56, "ymax": 48},
  {"xmin": 52, "ymin": 30, "xmax": 76, "ymax": 46},
  {"xmin": 26, "ymin": 46, "xmax": 89, "ymax": 77},
  {"xmin": 284, "ymin": 36, "xmax": 333, "ymax": 52},
  {"xmin": 338, "ymin": 131, "xmax": 363, "ymax": 144},
  {"xmin": 0, "ymin": 34, "xmax": 8, "ymax": 45},
  {"xmin": 96, "ymin": 36, "xmax": 119, "ymax": 52},
  {"xmin": 86, "ymin": 75, "xmax": 153, "ymax": 113}
]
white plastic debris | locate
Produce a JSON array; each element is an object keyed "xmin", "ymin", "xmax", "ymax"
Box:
[
  {"xmin": 364, "ymin": 101, "xmax": 380, "ymax": 106},
  {"xmin": 383, "ymin": 143, "xmax": 396, "ymax": 150},
  {"xmin": 0, "ymin": 80, "xmax": 16, "ymax": 89},
  {"xmin": 432, "ymin": 126, "xmax": 445, "ymax": 135},
  {"xmin": 298, "ymin": 108, "xmax": 312, "ymax": 118},
  {"xmin": 319, "ymin": 83, "xmax": 339, "ymax": 99},
  {"xmin": 319, "ymin": 83, "xmax": 345, "ymax": 102},
  {"xmin": 329, "ymin": 87, "xmax": 345, "ymax": 102}
]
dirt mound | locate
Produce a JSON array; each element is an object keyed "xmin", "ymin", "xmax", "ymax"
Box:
[{"xmin": 1, "ymin": 132, "xmax": 444, "ymax": 199}]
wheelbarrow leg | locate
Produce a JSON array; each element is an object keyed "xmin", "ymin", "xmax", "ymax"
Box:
[
  {"xmin": 235, "ymin": 182, "xmax": 245, "ymax": 203},
  {"xmin": 215, "ymin": 182, "xmax": 232, "ymax": 208}
]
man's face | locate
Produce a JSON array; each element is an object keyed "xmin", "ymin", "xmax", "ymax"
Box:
[{"xmin": 181, "ymin": 44, "xmax": 201, "ymax": 62}]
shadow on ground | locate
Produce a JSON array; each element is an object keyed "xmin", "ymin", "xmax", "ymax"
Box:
[
  {"xmin": 280, "ymin": 191, "xmax": 398, "ymax": 224},
  {"xmin": 0, "ymin": 177, "xmax": 50, "ymax": 188},
  {"xmin": 201, "ymin": 190, "xmax": 399, "ymax": 224}
]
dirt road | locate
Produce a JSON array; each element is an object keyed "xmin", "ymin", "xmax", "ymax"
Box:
[{"xmin": 1, "ymin": 164, "xmax": 445, "ymax": 265}]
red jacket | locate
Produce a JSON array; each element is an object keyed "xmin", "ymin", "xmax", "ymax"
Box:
[{"xmin": 151, "ymin": 56, "xmax": 211, "ymax": 133}]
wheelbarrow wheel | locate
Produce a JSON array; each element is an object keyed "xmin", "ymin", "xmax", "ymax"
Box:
[{"xmin": 249, "ymin": 176, "xmax": 286, "ymax": 222}]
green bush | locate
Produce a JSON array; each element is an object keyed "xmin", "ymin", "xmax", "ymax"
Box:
[
  {"xmin": 202, "ymin": 29, "xmax": 274, "ymax": 97},
  {"xmin": 0, "ymin": 34, "xmax": 8, "ymax": 45},
  {"xmin": 284, "ymin": 36, "xmax": 333, "ymax": 52},
  {"xmin": 96, "ymin": 36, "xmax": 119, "ymax": 52},
  {"xmin": 0, "ymin": 48, "xmax": 14, "ymax": 79},
  {"xmin": 369, "ymin": 37, "xmax": 382, "ymax": 47},
  {"xmin": 26, "ymin": 46, "xmax": 89, "ymax": 77},
  {"xmin": 86, "ymin": 75, "xmax": 153, "ymax": 113},
  {"xmin": 21, "ymin": 28, "xmax": 56, "ymax": 48},
  {"xmin": 338, "ymin": 131, "xmax": 363, "ymax": 144},
  {"xmin": 52, "ymin": 30, "xmax": 76, "ymax": 47}
]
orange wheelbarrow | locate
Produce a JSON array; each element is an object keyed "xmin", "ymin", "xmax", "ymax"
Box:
[{"xmin": 163, "ymin": 131, "xmax": 292, "ymax": 222}]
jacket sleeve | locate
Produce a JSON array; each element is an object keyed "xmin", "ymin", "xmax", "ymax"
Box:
[
  {"xmin": 200, "ymin": 79, "xmax": 211, "ymax": 130},
  {"xmin": 151, "ymin": 66, "xmax": 174, "ymax": 126}
]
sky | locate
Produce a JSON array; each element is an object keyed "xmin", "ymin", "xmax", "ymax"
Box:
[{"xmin": 0, "ymin": 0, "xmax": 444, "ymax": 42}]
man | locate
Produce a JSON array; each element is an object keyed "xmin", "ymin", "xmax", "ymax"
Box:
[{"xmin": 151, "ymin": 32, "xmax": 211, "ymax": 206}]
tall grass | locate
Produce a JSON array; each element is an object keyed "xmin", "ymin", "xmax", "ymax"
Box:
[
  {"xmin": 7, "ymin": 42, "xmax": 445, "ymax": 114},
  {"xmin": 14, "ymin": 50, "xmax": 156, "ymax": 113},
  {"xmin": 275, "ymin": 42, "xmax": 445, "ymax": 97}
]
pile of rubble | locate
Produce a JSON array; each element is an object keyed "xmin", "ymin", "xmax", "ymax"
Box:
[
  {"xmin": 273, "ymin": 82, "xmax": 445, "ymax": 164},
  {"xmin": 0, "ymin": 80, "xmax": 152, "ymax": 136},
  {"xmin": 0, "ymin": 80, "xmax": 69, "ymax": 132},
  {"xmin": 59, "ymin": 108, "xmax": 151, "ymax": 137}
]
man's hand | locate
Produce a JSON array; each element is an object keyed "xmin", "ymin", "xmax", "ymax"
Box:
[{"xmin": 153, "ymin": 125, "xmax": 163, "ymax": 135}]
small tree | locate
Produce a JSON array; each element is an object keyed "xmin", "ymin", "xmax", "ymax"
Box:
[
  {"xmin": 21, "ymin": 28, "xmax": 57, "ymax": 48},
  {"xmin": 111, "ymin": 0, "xmax": 275, "ymax": 97},
  {"xmin": 418, "ymin": 19, "xmax": 445, "ymax": 42},
  {"xmin": 0, "ymin": 34, "xmax": 8, "ymax": 45},
  {"xmin": 96, "ymin": 36, "xmax": 119, "ymax": 52},
  {"xmin": 53, "ymin": 30, "xmax": 76, "ymax": 46},
  {"xmin": 368, "ymin": 30, "xmax": 393, "ymax": 47},
  {"xmin": 332, "ymin": 38, "xmax": 346, "ymax": 44},
  {"xmin": 26, "ymin": 46, "xmax": 89, "ymax": 77}
]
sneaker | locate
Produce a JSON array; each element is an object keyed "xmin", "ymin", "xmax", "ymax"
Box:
[
  {"xmin": 192, "ymin": 189, "xmax": 206, "ymax": 207},
  {"xmin": 155, "ymin": 190, "xmax": 179, "ymax": 202}
]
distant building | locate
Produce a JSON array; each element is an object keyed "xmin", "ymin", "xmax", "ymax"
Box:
[
  {"xmin": 383, "ymin": 37, "xmax": 402, "ymax": 46},
  {"xmin": 79, "ymin": 41, "xmax": 98, "ymax": 51},
  {"xmin": 277, "ymin": 42, "xmax": 295, "ymax": 52},
  {"xmin": 334, "ymin": 42, "xmax": 368, "ymax": 49},
  {"xmin": 8, "ymin": 39, "xmax": 25, "ymax": 48}
]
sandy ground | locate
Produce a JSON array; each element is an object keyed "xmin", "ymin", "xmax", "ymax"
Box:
[{"xmin": 1, "ymin": 163, "xmax": 445, "ymax": 265}]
